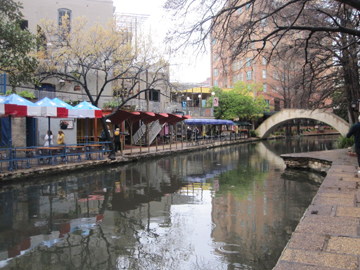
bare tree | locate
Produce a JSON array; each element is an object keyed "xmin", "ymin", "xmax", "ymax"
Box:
[
  {"xmin": 164, "ymin": 0, "xmax": 360, "ymax": 123},
  {"xmin": 36, "ymin": 16, "xmax": 171, "ymax": 158}
]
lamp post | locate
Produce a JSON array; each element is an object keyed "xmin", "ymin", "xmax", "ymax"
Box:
[
  {"xmin": 186, "ymin": 97, "xmax": 190, "ymax": 115},
  {"xmin": 198, "ymin": 94, "xmax": 202, "ymax": 117},
  {"xmin": 211, "ymin": 92, "xmax": 215, "ymax": 117}
]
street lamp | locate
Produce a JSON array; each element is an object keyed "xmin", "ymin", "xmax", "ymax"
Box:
[{"xmin": 198, "ymin": 94, "xmax": 202, "ymax": 116}]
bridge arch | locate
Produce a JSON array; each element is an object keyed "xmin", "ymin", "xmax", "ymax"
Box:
[{"xmin": 255, "ymin": 109, "xmax": 350, "ymax": 139}]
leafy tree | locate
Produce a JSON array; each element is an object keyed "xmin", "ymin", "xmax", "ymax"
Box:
[
  {"xmin": 213, "ymin": 82, "xmax": 269, "ymax": 120},
  {"xmin": 36, "ymin": 16, "xmax": 170, "ymax": 158},
  {"xmin": 0, "ymin": 0, "xmax": 37, "ymax": 89}
]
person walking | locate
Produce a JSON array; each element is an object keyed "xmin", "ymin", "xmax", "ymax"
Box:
[
  {"xmin": 44, "ymin": 130, "xmax": 53, "ymax": 146},
  {"xmin": 57, "ymin": 130, "xmax": 66, "ymax": 162},
  {"xmin": 347, "ymin": 115, "xmax": 360, "ymax": 173},
  {"xmin": 113, "ymin": 128, "xmax": 128, "ymax": 153},
  {"xmin": 57, "ymin": 130, "xmax": 65, "ymax": 145},
  {"xmin": 187, "ymin": 126, "xmax": 192, "ymax": 141}
]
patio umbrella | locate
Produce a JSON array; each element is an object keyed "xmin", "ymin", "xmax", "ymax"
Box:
[
  {"xmin": 51, "ymin": 98, "xmax": 79, "ymax": 118},
  {"xmin": 6, "ymin": 94, "xmax": 41, "ymax": 117},
  {"xmin": 36, "ymin": 97, "xmax": 69, "ymax": 146}
]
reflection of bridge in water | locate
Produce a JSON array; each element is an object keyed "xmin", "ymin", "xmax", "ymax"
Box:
[{"xmin": 256, "ymin": 109, "xmax": 349, "ymax": 139}]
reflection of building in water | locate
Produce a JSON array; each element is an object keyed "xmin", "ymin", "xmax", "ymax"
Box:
[{"xmin": 210, "ymin": 165, "xmax": 318, "ymax": 267}]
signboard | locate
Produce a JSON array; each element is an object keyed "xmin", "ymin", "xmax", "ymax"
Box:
[{"xmin": 213, "ymin": 97, "xmax": 219, "ymax": 107}]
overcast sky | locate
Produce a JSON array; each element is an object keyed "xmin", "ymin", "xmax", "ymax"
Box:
[{"xmin": 113, "ymin": 0, "xmax": 210, "ymax": 83}]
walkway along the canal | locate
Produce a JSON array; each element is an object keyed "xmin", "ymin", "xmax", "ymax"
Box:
[
  {"xmin": 275, "ymin": 148, "xmax": 360, "ymax": 270},
  {"xmin": 1, "ymin": 133, "xmax": 358, "ymax": 269}
]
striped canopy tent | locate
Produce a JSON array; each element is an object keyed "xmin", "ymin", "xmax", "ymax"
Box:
[
  {"xmin": 74, "ymin": 101, "xmax": 102, "ymax": 144},
  {"xmin": 74, "ymin": 101, "xmax": 102, "ymax": 118},
  {"xmin": 0, "ymin": 95, "xmax": 27, "ymax": 116},
  {"xmin": 51, "ymin": 97, "xmax": 79, "ymax": 118},
  {"xmin": 35, "ymin": 97, "xmax": 68, "ymax": 118},
  {"xmin": 5, "ymin": 94, "xmax": 41, "ymax": 117},
  {"xmin": 0, "ymin": 94, "xmax": 41, "ymax": 148}
]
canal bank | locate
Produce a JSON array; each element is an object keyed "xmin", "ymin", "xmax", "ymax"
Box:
[
  {"xmin": 275, "ymin": 148, "xmax": 360, "ymax": 269},
  {"xmin": 0, "ymin": 138, "xmax": 261, "ymax": 183},
  {"xmin": 1, "ymin": 134, "xmax": 357, "ymax": 269}
]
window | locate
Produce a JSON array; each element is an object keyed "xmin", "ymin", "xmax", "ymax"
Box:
[
  {"xmin": 237, "ymin": 74, "xmax": 240, "ymax": 81},
  {"xmin": 251, "ymin": 42, "xmax": 255, "ymax": 49},
  {"xmin": 263, "ymin": 83, "xmax": 267, "ymax": 92},
  {"xmin": 246, "ymin": 71, "xmax": 252, "ymax": 80},
  {"xmin": 262, "ymin": 57, "xmax": 267, "ymax": 65},
  {"xmin": 246, "ymin": 57, "xmax": 251, "ymax": 67},
  {"xmin": 233, "ymin": 75, "xmax": 236, "ymax": 83},
  {"xmin": 240, "ymin": 73, "xmax": 243, "ymax": 81},
  {"xmin": 261, "ymin": 18, "xmax": 267, "ymax": 27},
  {"xmin": 246, "ymin": 3, "xmax": 251, "ymax": 9},
  {"xmin": 238, "ymin": 7, "xmax": 243, "ymax": 14},
  {"xmin": 213, "ymin": 54, "xmax": 218, "ymax": 62},
  {"xmin": 273, "ymin": 71, "xmax": 279, "ymax": 80},
  {"xmin": 214, "ymin": 80, "xmax": 218, "ymax": 86},
  {"xmin": 214, "ymin": 68, "xmax": 218, "ymax": 76},
  {"xmin": 212, "ymin": 37, "xmax": 216, "ymax": 45},
  {"xmin": 237, "ymin": 61, "xmax": 240, "ymax": 70},
  {"xmin": 240, "ymin": 60, "xmax": 243, "ymax": 68},
  {"xmin": 233, "ymin": 62, "xmax": 236, "ymax": 71},
  {"xmin": 149, "ymin": 89, "xmax": 160, "ymax": 102},
  {"xmin": 58, "ymin": 8, "xmax": 71, "ymax": 37},
  {"xmin": 262, "ymin": 69, "xmax": 267, "ymax": 79},
  {"xmin": 265, "ymin": 100, "xmax": 270, "ymax": 108}
]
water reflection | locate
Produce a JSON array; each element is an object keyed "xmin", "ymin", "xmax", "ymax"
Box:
[{"xmin": 0, "ymin": 136, "xmax": 338, "ymax": 270}]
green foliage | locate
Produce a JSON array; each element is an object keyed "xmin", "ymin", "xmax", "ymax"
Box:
[
  {"xmin": 103, "ymin": 100, "xmax": 122, "ymax": 109},
  {"xmin": 212, "ymin": 82, "xmax": 269, "ymax": 120},
  {"xmin": 249, "ymin": 130, "xmax": 258, "ymax": 137},
  {"xmin": 18, "ymin": 90, "xmax": 35, "ymax": 99},
  {"xmin": 67, "ymin": 100, "xmax": 81, "ymax": 106},
  {"xmin": 0, "ymin": 0, "xmax": 38, "ymax": 87},
  {"xmin": 336, "ymin": 135, "xmax": 354, "ymax": 149}
]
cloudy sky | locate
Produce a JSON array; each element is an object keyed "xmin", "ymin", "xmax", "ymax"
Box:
[{"xmin": 112, "ymin": 0, "xmax": 210, "ymax": 83}]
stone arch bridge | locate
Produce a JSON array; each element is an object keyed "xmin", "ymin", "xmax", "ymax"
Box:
[{"xmin": 255, "ymin": 109, "xmax": 350, "ymax": 139}]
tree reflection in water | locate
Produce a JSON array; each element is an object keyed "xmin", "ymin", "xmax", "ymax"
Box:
[{"xmin": 0, "ymin": 136, "xmax": 338, "ymax": 270}]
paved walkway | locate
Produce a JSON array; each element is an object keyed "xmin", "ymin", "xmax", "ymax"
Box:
[{"xmin": 275, "ymin": 148, "xmax": 360, "ymax": 270}]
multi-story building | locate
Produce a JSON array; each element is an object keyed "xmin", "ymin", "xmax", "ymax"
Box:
[
  {"xmin": 210, "ymin": 1, "xmax": 331, "ymax": 114},
  {"xmin": 4, "ymin": 0, "xmax": 172, "ymax": 147}
]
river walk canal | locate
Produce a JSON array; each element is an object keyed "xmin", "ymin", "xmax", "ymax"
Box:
[{"xmin": 0, "ymin": 135, "xmax": 340, "ymax": 270}]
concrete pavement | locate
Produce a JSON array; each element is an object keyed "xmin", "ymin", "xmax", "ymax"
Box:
[{"xmin": 275, "ymin": 148, "xmax": 360, "ymax": 270}]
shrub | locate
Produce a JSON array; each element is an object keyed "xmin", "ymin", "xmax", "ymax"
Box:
[
  {"xmin": 249, "ymin": 130, "xmax": 258, "ymax": 137},
  {"xmin": 18, "ymin": 90, "xmax": 35, "ymax": 99},
  {"xmin": 337, "ymin": 135, "xmax": 354, "ymax": 149}
]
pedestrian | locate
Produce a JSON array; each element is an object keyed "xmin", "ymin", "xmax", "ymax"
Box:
[
  {"xmin": 57, "ymin": 130, "xmax": 65, "ymax": 145},
  {"xmin": 193, "ymin": 127, "xmax": 199, "ymax": 143},
  {"xmin": 44, "ymin": 130, "xmax": 53, "ymax": 146},
  {"xmin": 187, "ymin": 126, "xmax": 192, "ymax": 141},
  {"xmin": 347, "ymin": 115, "xmax": 360, "ymax": 173},
  {"xmin": 57, "ymin": 130, "xmax": 66, "ymax": 162},
  {"xmin": 113, "ymin": 128, "xmax": 128, "ymax": 153}
]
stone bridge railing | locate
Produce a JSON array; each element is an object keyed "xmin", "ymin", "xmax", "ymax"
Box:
[{"xmin": 255, "ymin": 109, "xmax": 350, "ymax": 139}]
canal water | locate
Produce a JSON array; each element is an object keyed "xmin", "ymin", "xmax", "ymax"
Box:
[{"xmin": 0, "ymin": 135, "xmax": 339, "ymax": 270}]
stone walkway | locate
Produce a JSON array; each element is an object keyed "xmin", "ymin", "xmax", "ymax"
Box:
[{"xmin": 275, "ymin": 148, "xmax": 360, "ymax": 270}]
